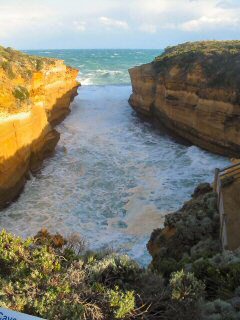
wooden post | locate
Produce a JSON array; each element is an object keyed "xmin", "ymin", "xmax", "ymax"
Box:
[{"xmin": 214, "ymin": 168, "xmax": 220, "ymax": 192}]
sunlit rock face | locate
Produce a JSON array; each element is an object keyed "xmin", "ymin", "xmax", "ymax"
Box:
[
  {"xmin": 0, "ymin": 46, "xmax": 79, "ymax": 208},
  {"xmin": 129, "ymin": 41, "xmax": 240, "ymax": 157}
]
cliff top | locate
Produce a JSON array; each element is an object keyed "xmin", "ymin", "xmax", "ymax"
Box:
[
  {"xmin": 156, "ymin": 40, "xmax": 240, "ymax": 61},
  {"xmin": 0, "ymin": 45, "xmax": 78, "ymax": 116},
  {"xmin": 0, "ymin": 45, "xmax": 56, "ymax": 81},
  {"xmin": 153, "ymin": 41, "xmax": 240, "ymax": 92}
]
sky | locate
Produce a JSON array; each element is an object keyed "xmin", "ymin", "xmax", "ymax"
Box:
[{"xmin": 0, "ymin": 0, "xmax": 240, "ymax": 49}]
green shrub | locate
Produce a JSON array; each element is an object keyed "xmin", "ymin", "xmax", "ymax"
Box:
[
  {"xmin": 0, "ymin": 230, "xmax": 143, "ymax": 319},
  {"xmin": 153, "ymin": 41, "xmax": 240, "ymax": 92},
  {"xmin": 157, "ymin": 257, "xmax": 179, "ymax": 278},
  {"xmin": 108, "ymin": 287, "xmax": 135, "ymax": 319},
  {"xmin": 170, "ymin": 270, "xmax": 205, "ymax": 303},
  {"xmin": 26, "ymin": 69, "xmax": 33, "ymax": 79},
  {"xmin": 13, "ymin": 86, "xmax": 30, "ymax": 102},
  {"xmin": 1, "ymin": 61, "xmax": 15, "ymax": 79},
  {"xmin": 3, "ymin": 229, "xmax": 240, "ymax": 320},
  {"xmin": 0, "ymin": 45, "xmax": 56, "ymax": 82},
  {"xmin": 86, "ymin": 253, "xmax": 141, "ymax": 289},
  {"xmin": 202, "ymin": 299, "xmax": 238, "ymax": 320},
  {"xmin": 192, "ymin": 257, "xmax": 240, "ymax": 300},
  {"xmin": 36, "ymin": 59, "xmax": 44, "ymax": 71}
]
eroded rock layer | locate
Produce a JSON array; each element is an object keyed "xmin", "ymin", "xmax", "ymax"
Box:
[
  {"xmin": 0, "ymin": 46, "xmax": 79, "ymax": 208},
  {"xmin": 129, "ymin": 41, "xmax": 240, "ymax": 157}
]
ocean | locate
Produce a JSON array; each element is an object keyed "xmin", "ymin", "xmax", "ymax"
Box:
[
  {"xmin": 0, "ymin": 49, "xmax": 230, "ymax": 265},
  {"xmin": 25, "ymin": 49, "xmax": 161, "ymax": 85}
]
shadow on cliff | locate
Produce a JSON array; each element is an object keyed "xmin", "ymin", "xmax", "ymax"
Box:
[
  {"xmin": 47, "ymin": 86, "xmax": 79, "ymax": 126},
  {"xmin": 130, "ymin": 102, "xmax": 192, "ymax": 148}
]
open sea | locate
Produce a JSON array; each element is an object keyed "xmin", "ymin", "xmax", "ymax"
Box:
[{"xmin": 0, "ymin": 49, "xmax": 230, "ymax": 265}]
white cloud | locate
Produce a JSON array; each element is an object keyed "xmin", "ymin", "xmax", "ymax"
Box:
[
  {"xmin": 139, "ymin": 24, "xmax": 157, "ymax": 33},
  {"xmin": 127, "ymin": 0, "xmax": 240, "ymax": 33},
  {"xmin": 99, "ymin": 16, "xmax": 129, "ymax": 30},
  {"xmin": 0, "ymin": 3, "xmax": 58, "ymax": 40},
  {"xmin": 0, "ymin": 0, "xmax": 240, "ymax": 48},
  {"xmin": 180, "ymin": 9, "xmax": 240, "ymax": 31}
]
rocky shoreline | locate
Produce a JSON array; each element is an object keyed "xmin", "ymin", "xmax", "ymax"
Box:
[
  {"xmin": 129, "ymin": 41, "xmax": 240, "ymax": 157},
  {"xmin": 0, "ymin": 46, "xmax": 79, "ymax": 209}
]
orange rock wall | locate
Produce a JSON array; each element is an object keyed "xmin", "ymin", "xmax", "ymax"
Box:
[
  {"xmin": 0, "ymin": 60, "xmax": 79, "ymax": 208},
  {"xmin": 129, "ymin": 62, "xmax": 240, "ymax": 157}
]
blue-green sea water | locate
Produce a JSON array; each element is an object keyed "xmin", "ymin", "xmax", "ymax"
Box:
[
  {"xmin": 25, "ymin": 49, "xmax": 161, "ymax": 85},
  {"xmin": 0, "ymin": 50, "xmax": 230, "ymax": 265}
]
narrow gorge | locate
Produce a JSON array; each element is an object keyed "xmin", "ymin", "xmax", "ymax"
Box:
[{"xmin": 1, "ymin": 42, "xmax": 240, "ymax": 319}]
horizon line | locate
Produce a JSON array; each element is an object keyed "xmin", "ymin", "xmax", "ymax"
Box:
[{"xmin": 22, "ymin": 48, "xmax": 164, "ymax": 51}]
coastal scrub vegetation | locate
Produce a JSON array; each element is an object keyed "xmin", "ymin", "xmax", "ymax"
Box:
[
  {"xmin": 154, "ymin": 41, "xmax": 240, "ymax": 93},
  {"xmin": 0, "ymin": 228, "xmax": 213, "ymax": 320},
  {"xmin": 0, "ymin": 45, "xmax": 59, "ymax": 114},
  {"xmin": 1, "ymin": 61, "xmax": 15, "ymax": 79},
  {"xmin": 156, "ymin": 41, "xmax": 240, "ymax": 61},
  {"xmin": 1, "ymin": 184, "xmax": 240, "ymax": 319},
  {"xmin": 0, "ymin": 45, "xmax": 55, "ymax": 80},
  {"xmin": 148, "ymin": 183, "xmax": 240, "ymax": 319},
  {"xmin": 13, "ymin": 86, "xmax": 30, "ymax": 102}
]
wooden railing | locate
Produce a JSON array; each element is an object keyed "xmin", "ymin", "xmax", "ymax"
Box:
[{"xmin": 214, "ymin": 162, "xmax": 240, "ymax": 250}]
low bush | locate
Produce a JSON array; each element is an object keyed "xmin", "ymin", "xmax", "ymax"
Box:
[
  {"xmin": 0, "ymin": 230, "xmax": 164, "ymax": 319},
  {"xmin": 2, "ymin": 228, "xmax": 240, "ymax": 319},
  {"xmin": 170, "ymin": 270, "xmax": 205, "ymax": 303},
  {"xmin": 36, "ymin": 59, "xmax": 44, "ymax": 71},
  {"xmin": 1, "ymin": 61, "xmax": 15, "ymax": 79},
  {"xmin": 13, "ymin": 86, "xmax": 30, "ymax": 102}
]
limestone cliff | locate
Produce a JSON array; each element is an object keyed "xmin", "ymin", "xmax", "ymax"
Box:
[
  {"xmin": 0, "ymin": 46, "xmax": 79, "ymax": 208},
  {"xmin": 129, "ymin": 41, "xmax": 240, "ymax": 157}
]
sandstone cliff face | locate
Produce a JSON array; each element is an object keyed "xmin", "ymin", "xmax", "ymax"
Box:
[
  {"xmin": 129, "ymin": 41, "xmax": 240, "ymax": 157},
  {"xmin": 0, "ymin": 46, "xmax": 79, "ymax": 208}
]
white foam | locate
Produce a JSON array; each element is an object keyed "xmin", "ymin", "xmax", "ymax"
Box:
[
  {"xmin": 80, "ymin": 78, "xmax": 94, "ymax": 85},
  {"xmin": 95, "ymin": 69, "xmax": 123, "ymax": 76},
  {"xmin": 186, "ymin": 145, "xmax": 228, "ymax": 170},
  {"xmin": 0, "ymin": 85, "xmax": 230, "ymax": 266}
]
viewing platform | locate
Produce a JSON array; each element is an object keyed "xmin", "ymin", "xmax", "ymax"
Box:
[{"xmin": 214, "ymin": 162, "xmax": 240, "ymax": 250}]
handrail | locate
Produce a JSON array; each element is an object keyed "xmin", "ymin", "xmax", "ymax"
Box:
[
  {"xmin": 214, "ymin": 161, "xmax": 240, "ymax": 250},
  {"xmin": 220, "ymin": 166, "xmax": 240, "ymax": 177},
  {"xmin": 218, "ymin": 162, "xmax": 240, "ymax": 173}
]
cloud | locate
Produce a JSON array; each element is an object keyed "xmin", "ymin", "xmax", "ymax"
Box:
[
  {"xmin": 180, "ymin": 9, "xmax": 240, "ymax": 31},
  {"xmin": 0, "ymin": 3, "xmax": 58, "ymax": 40},
  {"xmin": 181, "ymin": 15, "xmax": 239, "ymax": 31},
  {"xmin": 1, "ymin": 0, "xmax": 240, "ymax": 49},
  {"xmin": 99, "ymin": 16, "xmax": 129, "ymax": 30},
  {"xmin": 128, "ymin": 0, "xmax": 240, "ymax": 33},
  {"xmin": 216, "ymin": 0, "xmax": 240, "ymax": 9}
]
